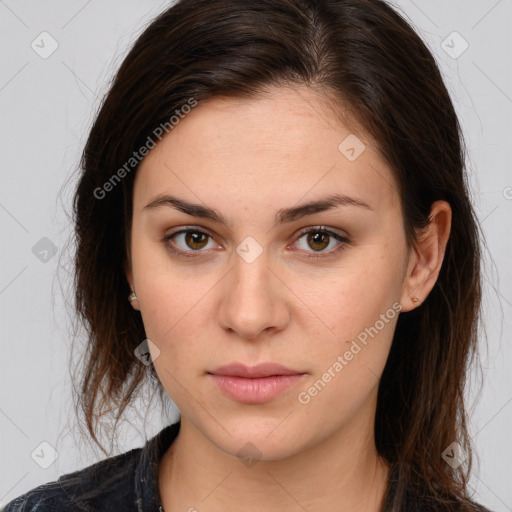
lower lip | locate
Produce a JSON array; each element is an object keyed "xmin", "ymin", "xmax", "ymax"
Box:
[{"xmin": 209, "ymin": 374, "xmax": 305, "ymax": 404}]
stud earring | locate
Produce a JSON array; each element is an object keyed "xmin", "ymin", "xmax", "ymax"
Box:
[
  {"xmin": 411, "ymin": 297, "xmax": 420, "ymax": 303},
  {"xmin": 128, "ymin": 291, "xmax": 138, "ymax": 302}
]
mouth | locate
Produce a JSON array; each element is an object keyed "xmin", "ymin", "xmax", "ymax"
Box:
[{"xmin": 207, "ymin": 362, "xmax": 307, "ymax": 404}]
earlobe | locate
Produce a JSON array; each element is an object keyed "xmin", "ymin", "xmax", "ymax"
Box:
[
  {"xmin": 128, "ymin": 287, "xmax": 140, "ymax": 310},
  {"xmin": 399, "ymin": 200, "xmax": 452, "ymax": 312},
  {"xmin": 124, "ymin": 262, "xmax": 140, "ymax": 310},
  {"xmin": 128, "ymin": 290, "xmax": 140, "ymax": 310}
]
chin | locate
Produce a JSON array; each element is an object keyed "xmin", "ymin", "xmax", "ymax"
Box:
[{"xmin": 204, "ymin": 414, "xmax": 311, "ymax": 463}]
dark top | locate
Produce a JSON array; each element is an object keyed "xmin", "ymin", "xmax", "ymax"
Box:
[
  {"xmin": 2, "ymin": 421, "xmax": 493, "ymax": 512},
  {"xmin": 3, "ymin": 422, "xmax": 181, "ymax": 512}
]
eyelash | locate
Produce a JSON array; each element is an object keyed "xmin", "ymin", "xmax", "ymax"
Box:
[{"xmin": 161, "ymin": 226, "xmax": 350, "ymax": 260}]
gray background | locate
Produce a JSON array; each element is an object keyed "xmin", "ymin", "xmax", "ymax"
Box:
[{"xmin": 0, "ymin": 1, "xmax": 510, "ymax": 510}]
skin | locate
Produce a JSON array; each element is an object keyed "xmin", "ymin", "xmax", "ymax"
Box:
[{"xmin": 125, "ymin": 84, "xmax": 451, "ymax": 512}]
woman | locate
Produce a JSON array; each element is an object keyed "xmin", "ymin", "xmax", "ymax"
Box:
[{"xmin": 4, "ymin": 0, "xmax": 493, "ymax": 510}]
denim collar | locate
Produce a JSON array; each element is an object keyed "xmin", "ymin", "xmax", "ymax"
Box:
[{"xmin": 134, "ymin": 421, "xmax": 181, "ymax": 512}]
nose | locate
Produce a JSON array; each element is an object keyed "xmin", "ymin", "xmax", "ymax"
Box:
[{"xmin": 217, "ymin": 250, "xmax": 290, "ymax": 341}]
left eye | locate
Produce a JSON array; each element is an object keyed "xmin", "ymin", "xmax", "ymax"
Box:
[
  {"xmin": 294, "ymin": 228, "xmax": 348, "ymax": 256},
  {"xmin": 162, "ymin": 227, "xmax": 349, "ymax": 259}
]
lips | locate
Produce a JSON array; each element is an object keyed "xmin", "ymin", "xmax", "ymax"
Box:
[
  {"xmin": 209, "ymin": 362, "xmax": 304, "ymax": 378},
  {"xmin": 208, "ymin": 363, "xmax": 306, "ymax": 404}
]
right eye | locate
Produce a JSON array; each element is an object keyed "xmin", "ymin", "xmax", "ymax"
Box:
[{"xmin": 162, "ymin": 228, "xmax": 222, "ymax": 258}]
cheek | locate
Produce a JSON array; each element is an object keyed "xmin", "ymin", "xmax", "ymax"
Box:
[
  {"xmin": 129, "ymin": 235, "xmax": 199, "ymax": 372},
  {"xmin": 301, "ymin": 243, "xmax": 403, "ymax": 340},
  {"xmin": 293, "ymin": 291, "xmax": 398, "ymax": 438},
  {"xmin": 291, "ymin": 241, "xmax": 404, "ymax": 405},
  {"xmin": 138, "ymin": 274, "xmax": 210, "ymax": 360},
  {"xmin": 140, "ymin": 277, "xmax": 210, "ymax": 410},
  {"xmin": 130, "ymin": 228, "xmax": 199, "ymax": 331}
]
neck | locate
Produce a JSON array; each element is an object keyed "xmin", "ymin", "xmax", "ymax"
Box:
[{"xmin": 159, "ymin": 409, "xmax": 390, "ymax": 511}]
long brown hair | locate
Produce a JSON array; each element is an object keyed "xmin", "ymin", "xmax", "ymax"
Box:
[{"xmin": 71, "ymin": 0, "xmax": 485, "ymax": 509}]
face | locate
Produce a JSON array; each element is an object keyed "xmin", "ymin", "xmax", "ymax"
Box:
[{"xmin": 126, "ymin": 85, "xmax": 413, "ymax": 460}]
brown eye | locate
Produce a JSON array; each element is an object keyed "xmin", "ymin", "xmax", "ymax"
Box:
[
  {"xmin": 306, "ymin": 232, "xmax": 330, "ymax": 252},
  {"xmin": 162, "ymin": 228, "xmax": 219, "ymax": 258},
  {"xmin": 162, "ymin": 226, "xmax": 349, "ymax": 260},
  {"xmin": 293, "ymin": 227, "xmax": 350, "ymax": 259},
  {"xmin": 184, "ymin": 231, "xmax": 209, "ymax": 250}
]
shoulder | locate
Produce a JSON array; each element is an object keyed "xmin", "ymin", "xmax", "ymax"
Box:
[
  {"xmin": 2, "ymin": 423, "xmax": 181, "ymax": 512},
  {"xmin": 384, "ymin": 464, "xmax": 495, "ymax": 512},
  {"xmin": 2, "ymin": 446, "xmax": 141, "ymax": 511},
  {"xmin": 1, "ymin": 479, "xmax": 75, "ymax": 512}
]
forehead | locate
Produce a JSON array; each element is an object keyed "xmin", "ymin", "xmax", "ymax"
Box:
[{"xmin": 134, "ymin": 86, "xmax": 400, "ymax": 218}]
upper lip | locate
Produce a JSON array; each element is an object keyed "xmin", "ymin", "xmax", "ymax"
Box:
[{"xmin": 208, "ymin": 363, "xmax": 304, "ymax": 378}]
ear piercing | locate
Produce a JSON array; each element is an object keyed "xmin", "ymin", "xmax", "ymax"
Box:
[{"xmin": 411, "ymin": 297, "xmax": 420, "ymax": 303}]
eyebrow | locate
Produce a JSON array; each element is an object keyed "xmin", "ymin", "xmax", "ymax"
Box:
[{"xmin": 143, "ymin": 193, "xmax": 373, "ymax": 226}]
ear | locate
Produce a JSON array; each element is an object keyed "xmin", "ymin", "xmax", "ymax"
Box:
[
  {"xmin": 124, "ymin": 259, "xmax": 140, "ymax": 311},
  {"xmin": 399, "ymin": 200, "xmax": 452, "ymax": 312}
]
